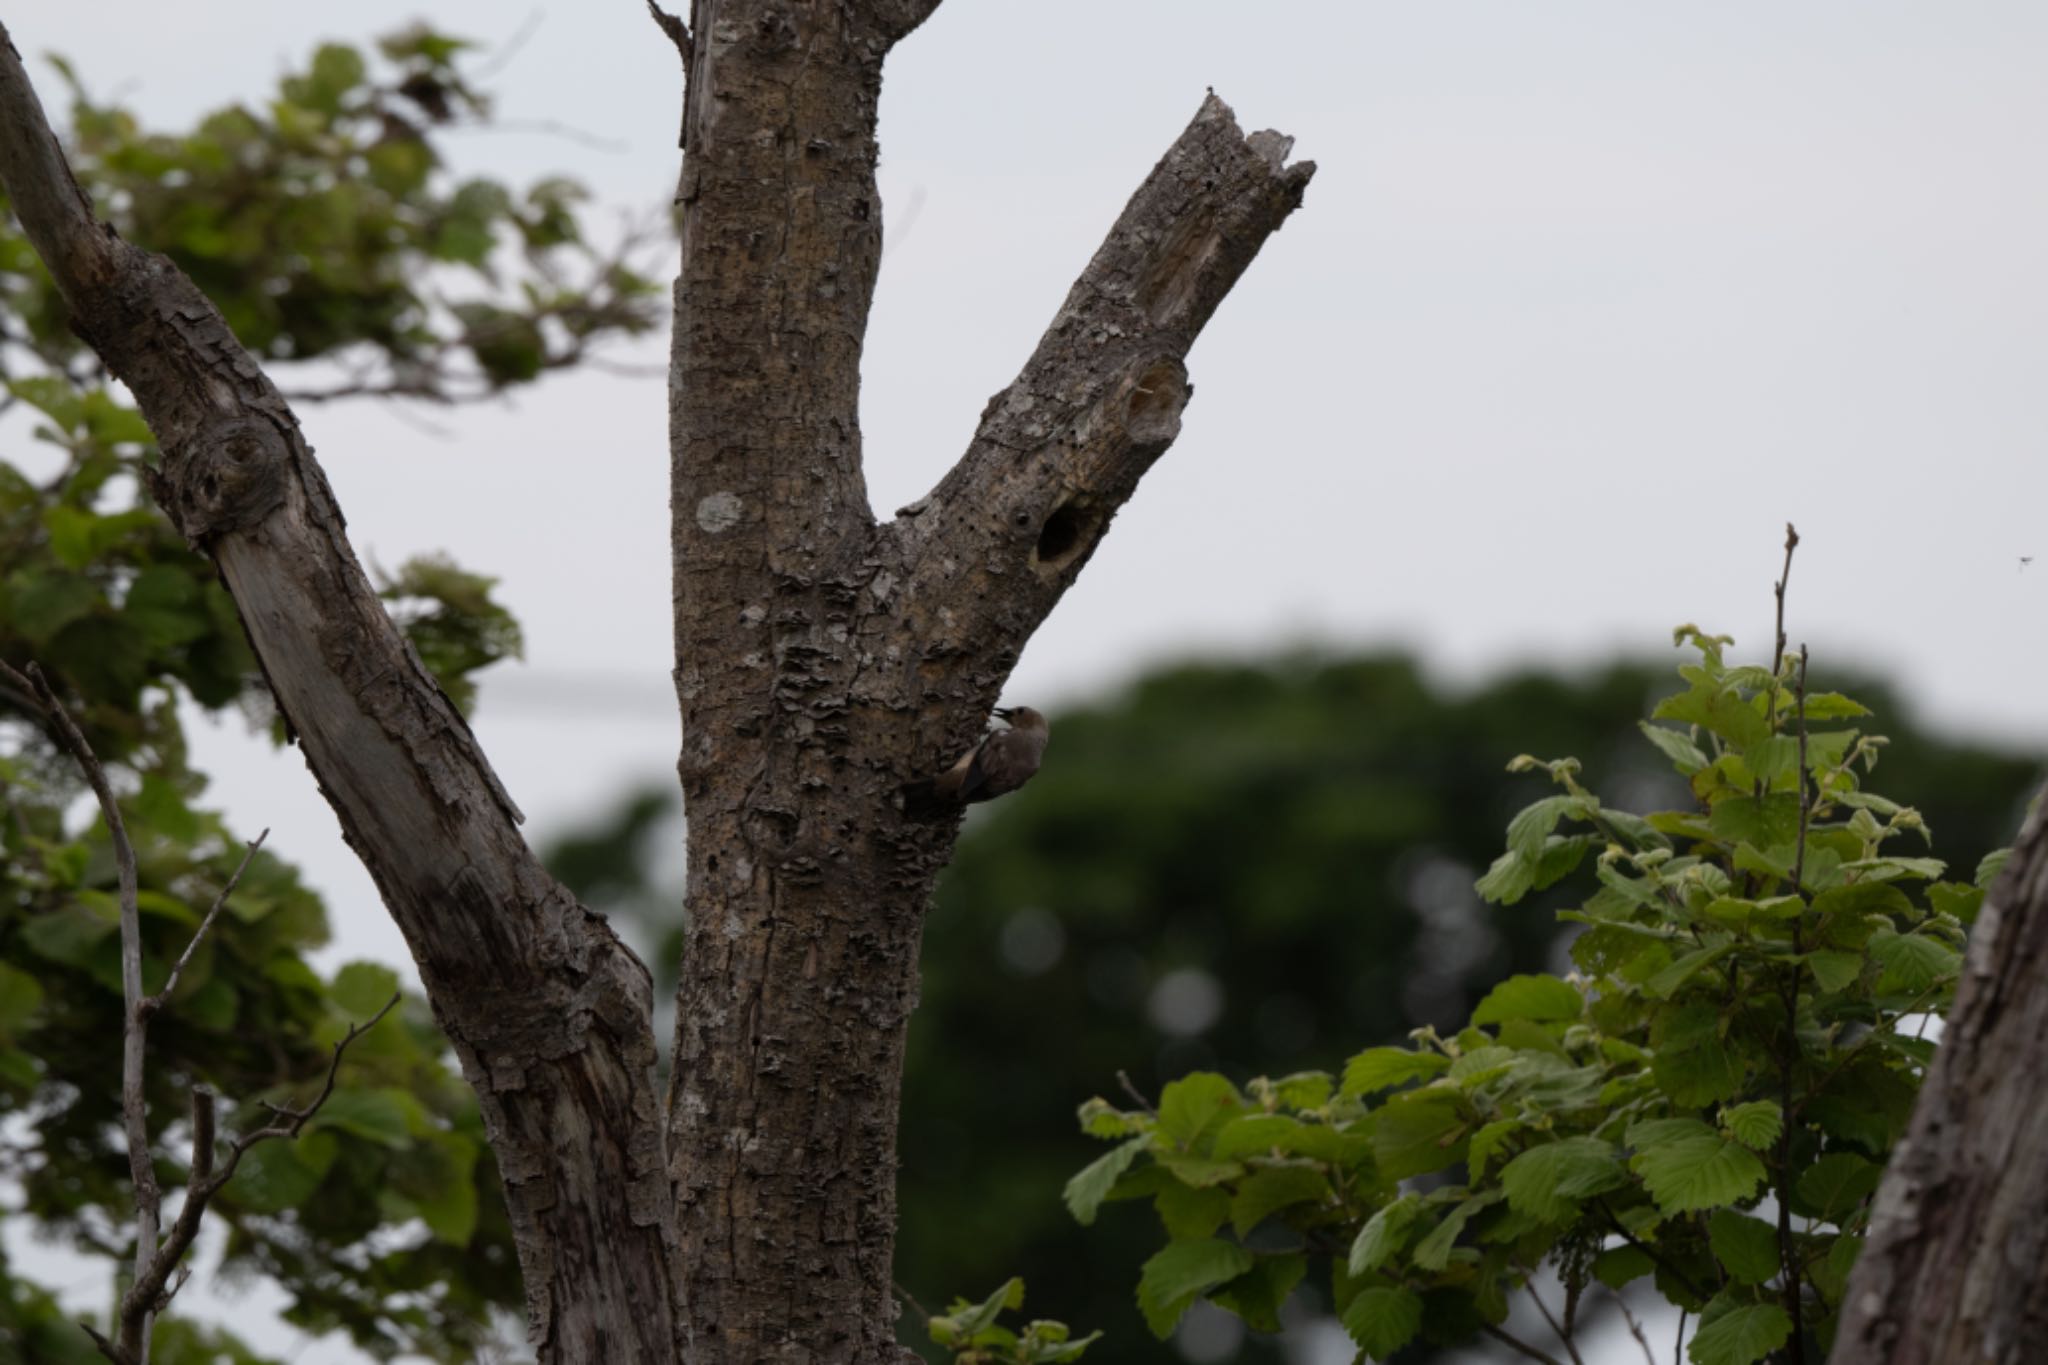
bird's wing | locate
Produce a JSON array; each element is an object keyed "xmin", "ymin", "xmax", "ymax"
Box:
[{"xmin": 955, "ymin": 737, "xmax": 993, "ymax": 803}]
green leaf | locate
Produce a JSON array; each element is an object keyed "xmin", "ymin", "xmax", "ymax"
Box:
[
  {"xmin": 1135, "ymin": 1238, "xmax": 1254, "ymax": 1339},
  {"xmin": 1806, "ymin": 950, "xmax": 1863, "ymax": 994},
  {"xmin": 1155, "ymin": 1180, "xmax": 1229, "ymax": 1238},
  {"xmin": 1475, "ymin": 848, "xmax": 1537, "ymax": 905},
  {"xmin": 1639, "ymin": 721, "xmax": 1710, "ymax": 774},
  {"xmin": 1229, "ymin": 1165, "xmax": 1328, "ymax": 1238},
  {"xmin": 1467, "ymin": 1118, "xmax": 1521, "ymax": 1180},
  {"xmin": 1925, "ymin": 880, "xmax": 1984, "ymax": 925},
  {"xmin": 330, "ymin": 961, "xmax": 400, "ymax": 1019},
  {"xmin": 1646, "ymin": 943, "xmax": 1734, "ymax": 999},
  {"xmin": 310, "ymin": 1089, "xmax": 415, "ymax": 1147},
  {"xmin": 1593, "ymin": 1244, "xmax": 1655, "ymax": 1289},
  {"xmin": 1506, "ymin": 795, "xmax": 1586, "ymax": 859},
  {"xmin": 1156, "ymin": 1154, "xmax": 1243, "ymax": 1188},
  {"xmin": 1341, "ymin": 1286, "xmax": 1423, "ymax": 1361},
  {"xmin": 1976, "ymin": 848, "xmax": 2011, "ymax": 889},
  {"xmin": 1065, "ymin": 1137, "xmax": 1146, "ymax": 1226},
  {"xmin": 1348, "ymin": 1194, "xmax": 1423, "ymax": 1275},
  {"xmin": 1078, "ymin": 1097, "xmax": 1142, "ymax": 1139},
  {"xmin": 1211, "ymin": 1114, "xmax": 1301, "ymax": 1160},
  {"xmin": 1794, "ymin": 1153, "xmax": 1880, "ymax": 1223},
  {"xmin": 231, "ymin": 1132, "xmax": 335, "ymax": 1212},
  {"xmin": 1410, "ymin": 1192, "xmax": 1496, "ymax": 1271},
  {"xmin": 1800, "ymin": 693, "xmax": 1872, "ymax": 720},
  {"xmin": 1470, "ymin": 973, "xmax": 1581, "ymax": 1025},
  {"xmin": 1688, "ymin": 1301, "xmax": 1792, "ymax": 1365},
  {"xmin": 1341, "ymin": 1047, "xmax": 1449, "ymax": 1097},
  {"xmin": 1868, "ymin": 930, "xmax": 1958, "ymax": 994},
  {"xmin": 1653, "ymin": 1003, "xmax": 1745, "ymax": 1107},
  {"xmin": 1157, "ymin": 1072, "xmax": 1240, "ymax": 1148},
  {"xmin": 1210, "ymin": 1252, "xmax": 1307, "ymax": 1334},
  {"xmin": 0, "ymin": 961, "xmax": 46, "ymax": 1038},
  {"xmin": 1721, "ymin": 1101, "xmax": 1783, "ymax": 1152},
  {"xmin": 930, "ymin": 1278, "xmax": 1025, "ymax": 1345},
  {"xmin": 406, "ymin": 1132, "xmax": 479, "ymax": 1245},
  {"xmin": 1706, "ymin": 1211, "xmax": 1779, "ymax": 1285},
  {"xmin": 1499, "ymin": 1137, "xmax": 1625, "ymax": 1223},
  {"xmin": 1709, "ymin": 793, "xmax": 1802, "ymax": 853},
  {"xmin": 1631, "ymin": 1132, "xmax": 1766, "ymax": 1215},
  {"xmin": 21, "ymin": 899, "xmax": 120, "ymax": 968},
  {"xmin": 1369, "ymin": 1094, "xmax": 1467, "ymax": 1180},
  {"xmin": 1654, "ymin": 682, "xmax": 1770, "ymax": 748}
]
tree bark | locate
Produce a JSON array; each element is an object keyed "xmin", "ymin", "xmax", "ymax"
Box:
[
  {"xmin": 3, "ymin": 5, "xmax": 1312, "ymax": 1359},
  {"xmin": 1831, "ymin": 793, "xmax": 2048, "ymax": 1363},
  {"xmin": 0, "ymin": 25, "xmax": 682, "ymax": 1363},
  {"xmin": 662, "ymin": 5, "xmax": 1311, "ymax": 1359}
]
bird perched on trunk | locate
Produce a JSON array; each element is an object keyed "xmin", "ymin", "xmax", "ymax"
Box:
[{"xmin": 924, "ymin": 706, "xmax": 1049, "ymax": 808}]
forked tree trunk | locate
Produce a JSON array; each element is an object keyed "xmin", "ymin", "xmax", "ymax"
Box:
[
  {"xmin": 660, "ymin": 7, "xmax": 1311, "ymax": 1356},
  {"xmin": 1832, "ymin": 793, "xmax": 2048, "ymax": 1363},
  {"xmin": 0, "ymin": 5, "xmax": 1310, "ymax": 1361}
]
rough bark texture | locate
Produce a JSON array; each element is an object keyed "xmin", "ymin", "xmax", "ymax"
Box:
[
  {"xmin": 1831, "ymin": 793, "xmax": 2048, "ymax": 1363},
  {"xmin": 4, "ymin": 4, "xmax": 1313, "ymax": 1359},
  {"xmin": 662, "ymin": 6, "xmax": 1311, "ymax": 1357},
  {"xmin": 0, "ymin": 26, "xmax": 682, "ymax": 1363}
]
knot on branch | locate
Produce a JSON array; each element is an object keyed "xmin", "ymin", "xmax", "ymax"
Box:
[{"xmin": 154, "ymin": 416, "xmax": 292, "ymax": 544}]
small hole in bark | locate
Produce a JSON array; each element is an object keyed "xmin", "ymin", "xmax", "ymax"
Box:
[
  {"xmin": 1035, "ymin": 501, "xmax": 1090, "ymax": 565},
  {"xmin": 707, "ymin": 855, "xmax": 719, "ymax": 873}
]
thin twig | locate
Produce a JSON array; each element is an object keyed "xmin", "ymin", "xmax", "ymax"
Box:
[
  {"xmin": 120, "ymin": 994, "xmax": 401, "ymax": 1321},
  {"xmin": 1481, "ymin": 1321, "xmax": 1570, "ymax": 1365},
  {"xmin": 143, "ymin": 830, "xmax": 268, "ymax": 1015},
  {"xmin": 1674, "ymin": 1308, "xmax": 1687, "ymax": 1365},
  {"xmin": 1766, "ymin": 523, "xmax": 1800, "ymax": 725},
  {"xmin": 1610, "ymin": 1290, "xmax": 1656, "ymax": 1365},
  {"xmin": 1596, "ymin": 1202, "xmax": 1708, "ymax": 1302},
  {"xmin": 1115, "ymin": 1069, "xmax": 1157, "ymax": 1116},
  {"xmin": 1523, "ymin": 1284, "xmax": 1588, "ymax": 1365},
  {"xmin": 891, "ymin": 1279, "xmax": 932, "ymax": 1324},
  {"xmin": 1, "ymin": 661, "xmax": 155, "ymax": 1363}
]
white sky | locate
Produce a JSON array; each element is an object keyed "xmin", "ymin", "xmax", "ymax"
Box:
[{"xmin": 9, "ymin": 2, "xmax": 2048, "ymax": 1360}]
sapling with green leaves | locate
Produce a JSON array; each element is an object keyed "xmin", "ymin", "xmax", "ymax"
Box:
[{"xmin": 1065, "ymin": 531, "xmax": 1997, "ymax": 1365}]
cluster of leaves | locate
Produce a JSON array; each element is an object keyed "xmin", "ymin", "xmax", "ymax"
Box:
[
  {"xmin": 923, "ymin": 1280, "xmax": 1097, "ymax": 1364},
  {"xmin": 0, "ymin": 25, "xmax": 605, "ymax": 1360},
  {"xmin": 9, "ymin": 27, "xmax": 662, "ymax": 397},
  {"xmin": 1067, "ymin": 625, "xmax": 2003, "ymax": 1364}
]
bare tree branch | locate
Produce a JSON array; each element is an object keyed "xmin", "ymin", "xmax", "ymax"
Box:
[
  {"xmin": 143, "ymin": 830, "xmax": 267, "ymax": 1017},
  {"xmin": 0, "ymin": 660, "xmax": 158, "ymax": 1362},
  {"xmin": 123, "ymin": 995, "xmax": 400, "ymax": 1333},
  {"xmin": 895, "ymin": 94, "xmax": 1313, "ymax": 723},
  {"xmin": 0, "ymin": 24, "xmax": 678, "ymax": 1359}
]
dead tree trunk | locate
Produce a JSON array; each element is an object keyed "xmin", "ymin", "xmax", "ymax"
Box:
[
  {"xmin": 1, "ymin": 5, "xmax": 1309, "ymax": 1361},
  {"xmin": 1831, "ymin": 793, "xmax": 2048, "ymax": 1363}
]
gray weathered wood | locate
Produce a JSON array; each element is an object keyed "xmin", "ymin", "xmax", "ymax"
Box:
[
  {"xmin": 0, "ymin": 24, "xmax": 681, "ymax": 1363},
  {"xmin": 1832, "ymin": 793, "xmax": 2048, "ymax": 1363}
]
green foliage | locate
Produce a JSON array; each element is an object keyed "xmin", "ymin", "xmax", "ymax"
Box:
[
  {"xmin": 1067, "ymin": 624, "xmax": 2007, "ymax": 1363},
  {"xmin": 0, "ymin": 25, "xmax": 636, "ymax": 1358},
  {"xmin": 925, "ymin": 1280, "xmax": 1098, "ymax": 1363},
  {"xmin": 377, "ymin": 553, "xmax": 524, "ymax": 713}
]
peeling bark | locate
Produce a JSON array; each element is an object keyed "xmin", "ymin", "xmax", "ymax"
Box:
[{"xmin": 1831, "ymin": 794, "xmax": 2048, "ymax": 1364}]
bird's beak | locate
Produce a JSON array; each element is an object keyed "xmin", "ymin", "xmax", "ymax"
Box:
[{"xmin": 992, "ymin": 706, "xmax": 1014, "ymax": 720}]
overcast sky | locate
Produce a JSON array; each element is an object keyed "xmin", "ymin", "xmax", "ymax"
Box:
[{"xmin": 11, "ymin": 2, "xmax": 2048, "ymax": 1359}]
